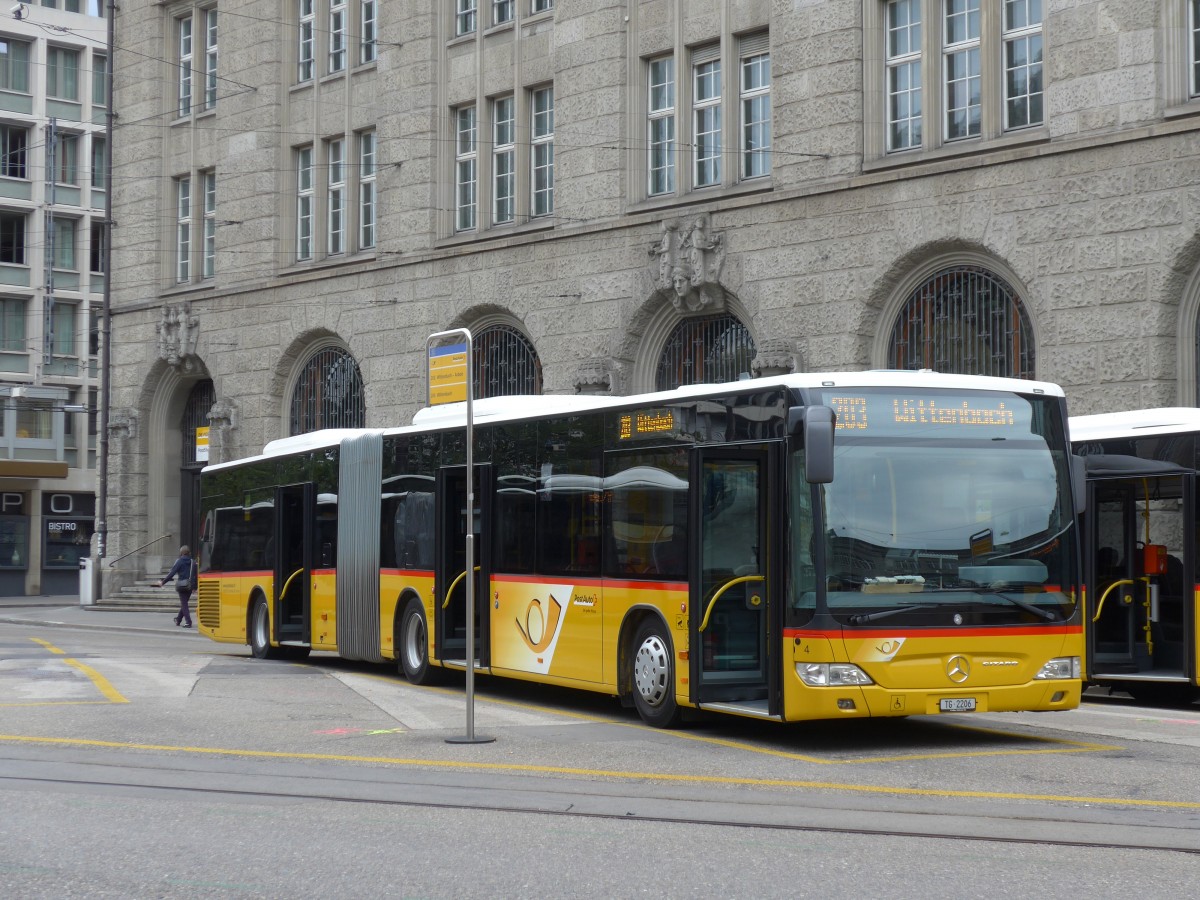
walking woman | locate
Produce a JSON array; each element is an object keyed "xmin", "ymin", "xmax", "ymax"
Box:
[{"xmin": 157, "ymin": 545, "xmax": 196, "ymax": 627}]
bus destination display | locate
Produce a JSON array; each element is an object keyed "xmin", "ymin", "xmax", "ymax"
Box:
[
  {"xmin": 618, "ymin": 409, "xmax": 676, "ymax": 441},
  {"xmin": 824, "ymin": 392, "xmax": 1028, "ymax": 434}
]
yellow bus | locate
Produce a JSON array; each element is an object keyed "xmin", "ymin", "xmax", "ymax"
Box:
[
  {"xmin": 197, "ymin": 371, "xmax": 1084, "ymax": 726},
  {"xmin": 1070, "ymin": 407, "xmax": 1200, "ymax": 704}
]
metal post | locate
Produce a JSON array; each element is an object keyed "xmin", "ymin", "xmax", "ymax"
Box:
[
  {"xmin": 97, "ymin": 0, "xmax": 115, "ymax": 562},
  {"xmin": 427, "ymin": 328, "xmax": 493, "ymax": 745}
]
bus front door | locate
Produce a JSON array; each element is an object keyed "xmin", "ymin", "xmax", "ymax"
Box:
[
  {"xmin": 1087, "ymin": 473, "xmax": 1194, "ymax": 701},
  {"xmin": 434, "ymin": 464, "xmax": 493, "ymax": 669},
  {"xmin": 690, "ymin": 446, "xmax": 780, "ymax": 713},
  {"xmin": 274, "ymin": 483, "xmax": 313, "ymax": 646}
]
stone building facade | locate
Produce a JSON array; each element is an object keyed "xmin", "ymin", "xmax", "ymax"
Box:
[{"xmin": 105, "ymin": 0, "xmax": 1200, "ymax": 587}]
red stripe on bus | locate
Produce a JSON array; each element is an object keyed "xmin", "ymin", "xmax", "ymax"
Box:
[{"xmin": 784, "ymin": 625, "xmax": 1082, "ymax": 639}]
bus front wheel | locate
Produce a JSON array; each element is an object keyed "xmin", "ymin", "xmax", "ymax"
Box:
[
  {"xmin": 630, "ymin": 619, "xmax": 682, "ymax": 728},
  {"xmin": 249, "ymin": 597, "xmax": 278, "ymax": 660},
  {"xmin": 399, "ymin": 597, "xmax": 441, "ymax": 685}
]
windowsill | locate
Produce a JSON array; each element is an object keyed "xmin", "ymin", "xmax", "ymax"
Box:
[
  {"xmin": 162, "ymin": 280, "xmax": 215, "ymax": 297},
  {"xmin": 485, "ymin": 20, "xmax": 515, "ymax": 36},
  {"xmin": 320, "ymin": 70, "xmax": 347, "ymax": 85},
  {"xmin": 448, "ymin": 31, "xmax": 477, "ymax": 47},
  {"xmin": 862, "ymin": 126, "xmax": 1050, "ymax": 174},
  {"xmin": 290, "ymin": 79, "xmax": 315, "ymax": 95},
  {"xmin": 627, "ymin": 177, "xmax": 773, "ymax": 216},
  {"xmin": 195, "ymin": 107, "xmax": 217, "ymax": 120},
  {"xmin": 1163, "ymin": 100, "xmax": 1200, "ymax": 121},
  {"xmin": 438, "ymin": 216, "xmax": 555, "ymax": 248},
  {"xmin": 352, "ymin": 60, "xmax": 378, "ymax": 74}
]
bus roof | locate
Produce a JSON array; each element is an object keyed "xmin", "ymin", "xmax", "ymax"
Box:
[
  {"xmin": 204, "ymin": 370, "xmax": 1066, "ymax": 472},
  {"xmin": 1069, "ymin": 407, "xmax": 1200, "ymax": 443}
]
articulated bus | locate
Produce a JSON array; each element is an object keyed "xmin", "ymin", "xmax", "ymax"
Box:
[
  {"xmin": 197, "ymin": 371, "xmax": 1084, "ymax": 726},
  {"xmin": 1070, "ymin": 408, "xmax": 1200, "ymax": 704}
]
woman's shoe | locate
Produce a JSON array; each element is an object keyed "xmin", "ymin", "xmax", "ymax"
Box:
[
  {"xmin": 183, "ymin": 622, "xmax": 192, "ymax": 628},
  {"xmin": 173, "ymin": 616, "xmax": 181, "ymax": 626}
]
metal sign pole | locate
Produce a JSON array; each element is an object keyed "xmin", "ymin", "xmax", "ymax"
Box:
[{"xmin": 428, "ymin": 329, "xmax": 493, "ymax": 745}]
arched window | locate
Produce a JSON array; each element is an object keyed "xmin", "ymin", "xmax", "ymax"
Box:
[
  {"xmin": 289, "ymin": 346, "xmax": 365, "ymax": 434},
  {"xmin": 474, "ymin": 324, "xmax": 542, "ymax": 399},
  {"xmin": 655, "ymin": 313, "xmax": 756, "ymax": 391},
  {"xmin": 181, "ymin": 379, "xmax": 214, "ymax": 466},
  {"xmin": 887, "ymin": 267, "xmax": 1034, "ymax": 378}
]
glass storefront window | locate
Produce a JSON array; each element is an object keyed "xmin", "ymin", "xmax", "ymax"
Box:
[
  {"xmin": 43, "ymin": 517, "xmax": 94, "ymax": 567},
  {"xmin": 0, "ymin": 513, "xmax": 28, "ymax": 568}
]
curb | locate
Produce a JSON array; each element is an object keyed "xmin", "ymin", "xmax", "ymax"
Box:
[{"xmin": 0, "ymin": 614, "xmax": 189, "ymax": 636}]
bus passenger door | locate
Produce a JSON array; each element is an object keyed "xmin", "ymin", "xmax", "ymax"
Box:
[
  {"xmin": 434, "ymin": 464, "xmax": 493, "ymax": 668},
  {"xmin": 690, "ymin": 445, "xmax": 780, "ymax": 711},
  {"xmin": 274, "ymin": 483, "xmax": 314, "ymax": 646},
  {"xmin": 1087, "ymin": 473, "xmax": 1193, "ymax": 694}
]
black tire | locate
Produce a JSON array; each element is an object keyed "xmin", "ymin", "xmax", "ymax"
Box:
[
  {"xmin": 398, "ymin": 597, "xmax": 441, "ymax": 684},
  {"xmin": 630, "ymin": 618, "xmax": 682, "ymax": 728},
  {"xmin": 249, "ymin": 596, "xmax": 279, "ymax": 660}
]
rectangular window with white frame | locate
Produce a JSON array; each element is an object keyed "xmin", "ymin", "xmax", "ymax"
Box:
[
  {"xmin": 494, "ymin": 0, "xmax": 513, "ymax": 25},
  {"xmin": 358, "ymin": 130, "xmax": 375, "ymax": 249},
  {"xmin": 1002, "ymin": 0, "xmax": 1042, "ymax": 129},
  {"xmin": 692, "ymin": 48, "xmax": 721, "ymax": 189},
  {"xmin": 361, "ymin": 0, "xmax": 377, "ymax": 64},
  {"xmin": 329, "ymin": 0, "xmax": 347, "ymax": 74},
  {"xmin": 204, "ymin": 9, "xmax": 218, "ymax": 110},
  {"xmin": 532, "ymin": 0, "xmax": 553, "ymax": 12},
  {"xmin": 299, "ymin": 0, "xmax": 315, "ymax": 81},
  {"xmin": 457, "ymin": 0, "xmax": 477, "ymax": 36},
  {"xmin": 531, "ymin": 86, "xmax": 554, "ymax": 217},
  {"xmin": 886, "ymin": 0, "xmax": 922, "ymax": 151},
  {"xmin": 90, "ymin": 221, "xmax": 106, "ymax": 275},
  {"xmin": 176, "ymin": 176, "xmax": 191, "ymax": 282},
  {"xmin": 455, "ymin": 105, "xmax": 477, "ymax": 231},
  {"xmin": 944, "ymin": 0, "xmax": 981, "ymax": 140},
  {"xmin": 875, "ymin": 0, "xmax": 1041, "ymax": 158},
  {"xmin": 202, "ymin": 170, "xmax": 216, "ymax": 278},
  {"xmin": 177, "ymin": 17, "xmax": 193, "ymax": 116},
  {"xmin": 1193, "ymin": 0, "xmax": 1200, "ymax": 97},
  {"xmin": 297, "ymin": 146, "xmax": 314, "ymax": 260},
  {"xmin": 327, "ymin": 137, "xmax": 345, "ymax": 255},
  {"xmin": 648, "ymin": 56, "xmax": 675, "ymax": 196},
  {"xmin": 493, "ymin": 95, "xmax": 515, "ymax": 224},
  {"xmin": 740, "ymin": 41, "xmax": 771, "ymax": 178}
]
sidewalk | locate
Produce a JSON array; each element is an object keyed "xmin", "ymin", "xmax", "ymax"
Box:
[{"xmin": 0, "ymin": 595, "xmax": 187, "ymax": 635}]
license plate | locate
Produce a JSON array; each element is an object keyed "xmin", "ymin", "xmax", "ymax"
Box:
[{"xmin": 939, "ymin": 698, "xmax": 977, "ymax": 712}]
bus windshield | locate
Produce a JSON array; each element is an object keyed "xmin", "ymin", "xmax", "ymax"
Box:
[{"xmin": 789, "ymin": 389, "xmax": 1078, "ymax": 627}]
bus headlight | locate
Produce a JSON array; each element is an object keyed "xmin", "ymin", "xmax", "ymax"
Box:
[
  {"xmin": 797, "ymin": 663, "xmax": 874, "ymax": 687},
  {"xmin": 1035, "ymin": 656, "xmax": 1081, "ymax": 680}
]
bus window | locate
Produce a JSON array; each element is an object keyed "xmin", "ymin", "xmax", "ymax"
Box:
[{"xmin": 605, "ymin": 450, "xmax": 688, "ymax": 579}]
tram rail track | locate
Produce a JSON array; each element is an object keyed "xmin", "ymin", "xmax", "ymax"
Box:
[{"xmin": 4, "ymin": 752, "xmax": 1199, "ymax": 858}]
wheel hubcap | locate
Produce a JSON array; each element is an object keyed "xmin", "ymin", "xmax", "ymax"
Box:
[
  {"xmin": 404, "ymin": 612, "xmax": 425, "ymax": 670},
  {"xmin": 634, "ymin": 634, "xmax": 670, "ymax": 707}
]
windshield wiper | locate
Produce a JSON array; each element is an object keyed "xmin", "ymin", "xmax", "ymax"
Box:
[
  {"xmin": 973, "ymin": 587, "xmax": 1058, "ymax": 621},
  {"xmin": 847, "ymin": 604, "xmax": 936, "ymax": 625}
]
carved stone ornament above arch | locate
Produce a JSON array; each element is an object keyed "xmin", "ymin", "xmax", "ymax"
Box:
[
  {"xmin": 157, "ymin": 302, "xmax": 200, "ymax": 372},
  {"xmin": 647, "ymin": 212, "xmax": 729, "ymax": 314}
]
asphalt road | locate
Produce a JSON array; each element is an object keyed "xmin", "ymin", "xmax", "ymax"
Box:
[{"xmin": 2, "ymin": 606, "xmax": 1199, "ymax": 898}]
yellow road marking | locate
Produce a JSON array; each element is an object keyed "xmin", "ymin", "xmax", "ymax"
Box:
[
  {"xmin": 28, "ymin": 638, "xmax": 129, "ymax": 704},
  {"xmin": 0, "ymin": 732, "xmax": 1190, "ymax": 810}
]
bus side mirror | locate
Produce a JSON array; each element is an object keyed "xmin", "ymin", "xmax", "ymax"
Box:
[
  {"xmin": 789, "ymin": 405, "xmax": 835, "ymax": 484},
  {"xmin": 1071, "ymin": 455, "xmax": 1086, "ymax": 516}
]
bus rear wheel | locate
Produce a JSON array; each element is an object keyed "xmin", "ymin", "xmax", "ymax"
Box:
[
  {"xmin": 249, "ymin": 597, "xmax": 279, "ymax": 660},
  {"xmin": 399, "ymin": 597, "xmax": 441, "ymax": 685},
  {"xmin": 630, "ymin": 619, "xmax": 682, "ymax": 728}
]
